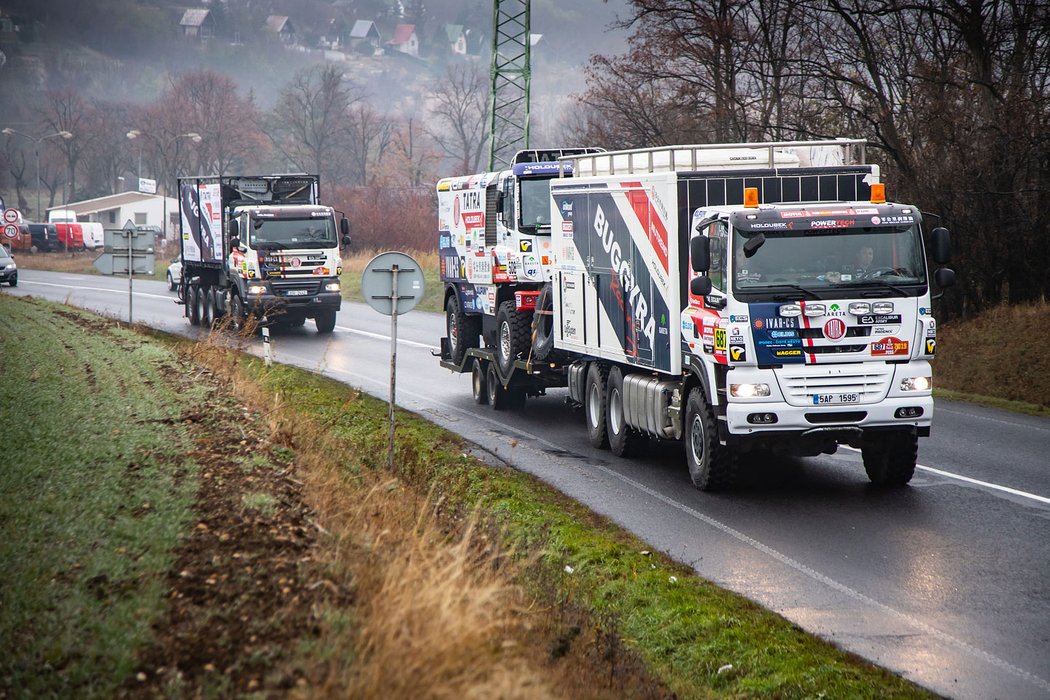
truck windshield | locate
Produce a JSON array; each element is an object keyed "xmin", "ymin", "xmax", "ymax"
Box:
[
  {"xmin": 249, "ymin": 217, "xmax": 336, "ymax": 250},
  {"xmin": 731, "ymin": 225, "xmax": 927, "ymax": 300},
  {"xmin": 519, "ymin": 177, "xmax": 553, "ymax": 230}
]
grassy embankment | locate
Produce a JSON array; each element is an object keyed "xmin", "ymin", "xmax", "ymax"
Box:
[{"xmin": 0, "ymin": 293, "xmax": 934, "ymax": 698}]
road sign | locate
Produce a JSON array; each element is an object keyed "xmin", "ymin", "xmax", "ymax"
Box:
[
  {"xmin": 3, "ymin": 208, "xmax": 19, "ymax": 224},
  {"xmin": 361, "ymin": 251, "xmax": 425, "ymax": 316},
  {"xmin": 3, "ymin": 224, "xmax": 17, "ymax": 238},
  {"xmin": 93, "ymin": 252, "xmax": 155, "ymax": 275}
]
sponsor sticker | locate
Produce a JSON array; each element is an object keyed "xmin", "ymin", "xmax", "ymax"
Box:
[
  {"xmin": 714, "ymin": 328, "xmax": 727, "ymax": 351},
  {"xmin": 925, "ymin": 339, "xmax": 936, "ymax": 354},
  {"xmin": 519, "ymin": 239, "xmax": 533, "ymax": 253},
  {"xmin": 857, "ymin": 314, "xmax": 902, "ymax": 325},
  {"xmin": 730, "ymin": 314, "xmax": 748, "ymax": 323},
  {"xmin": 729, "ymin": 345, "xmax": 746, "ymax": 362},
  {"xmin": 775, "ymin": 349, "xmax": 802, "ymax": 357},
  {"xmin": 871, "ymin": 336, "xmax": 909, "ymax": 356}
]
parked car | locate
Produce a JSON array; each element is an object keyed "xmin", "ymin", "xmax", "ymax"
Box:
[
  {"xmin": 0, "ymin": 245, "xmax": 17, "ymax": 286},
  {"xmin": 166, "ymin": 254, "xmax": 182, "ymax": 291},
  {"xmin": 27, "ymin": 223, "xmax": 59, "ymax": 252}
]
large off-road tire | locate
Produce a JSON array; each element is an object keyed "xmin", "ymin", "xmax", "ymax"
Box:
[
  {"xmin": 495, "ymin": 300, "xmax": 531, "ymax": 374},
  {"xmin": 485, "ymin": 362, "xmax": 525, "ymax": 411},
  {"xmin": 684, "ymin": 387, "xmax": 736, "ymax": 491},
  {"xmin": 862, "ymin": 430, "xmax": 917, "ymax": 486},
  {"xmin": 229, "ymin": 293, "xmax": 245, "ymax": 332},
  {"xmin": 531, "ymin": 283, "xmax": 555, "ymax": 361},
  {"xmin": 607, "ymin": 366, "xmax": 645, "ymax": 457},
  {"xmin": 471, "ymin": 358, "xmax": 488, "ymax": 405},
  {"xmin": 585, "ymin": 362, "xmax": 610, "ymax": 449},
  {"xmin": 187, "ymin": 285, "xmax": 200, "ymax": 326},
  {"xmin": 198, "ymin": 286, "xmax": 213, "ymax": 329},
  {"xmin": 446, "ymin": 294, "xmax": 480, "ymax": 365},
  {"xmin": 315, "ymin": 310, "xmax": 336, "ymax": 334}
]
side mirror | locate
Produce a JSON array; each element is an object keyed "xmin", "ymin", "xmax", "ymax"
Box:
[
  {"xmin": 340, "ymin": 216, "xmax": 350, "ymax": 237},
  {"xmin": 341, "ymin": 234, "xmax": 351, "ymax": 248},
  {"xmin": 690, "ymin": 276, "xmax": 712, "ymax": 297},
  {"xmin": 743, "ymin": 232, "xmax": 766, "ymax": 258},
  {"xmin": 230, "ymin": 236, "xmax": 240, "ymax": 250},
  {"xmin": 690, "ymin": 235, "xmax": 710, "ymax": 272},
  {"xmin": 934, "ymin": 267, "xmax": 955, "ymax": 289},
  {"xmin": 930, "ymin": 227, "xmax": 950, "ymax": 265},
  {"xmin": 229, "ymin": 218, "xmax": 240, "ymax": 240}
]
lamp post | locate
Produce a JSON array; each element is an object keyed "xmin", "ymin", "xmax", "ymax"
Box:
[
  {"xmin": 126, "ymin": 130, "xmax": 202, "ymax": 243},
  {"xmin": 1, "ymin": 127, "xmax": 74, "ymax": 220}
]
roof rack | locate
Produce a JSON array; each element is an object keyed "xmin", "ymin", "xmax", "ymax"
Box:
[{"xmin": 560, "ymin": 138, "xmax": 868, "ymax": 177}]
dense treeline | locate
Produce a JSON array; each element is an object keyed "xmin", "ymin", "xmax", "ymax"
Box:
[{"xmin": 571, "ymin": 0, "xmax": 1050, "ymax": 317}]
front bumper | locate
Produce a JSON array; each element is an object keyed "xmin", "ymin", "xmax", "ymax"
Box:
[
  {"xmin": 0, "ymin": 268, "xmax": 16, "ymax": 283},
  {"xmin": 243, "ymin": 291, "xmax": 342, "ymax": 316}
]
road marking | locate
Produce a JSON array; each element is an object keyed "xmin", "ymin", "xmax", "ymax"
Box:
[
  {"xmin": 336, "ymin": 325, "xmax": 438, "ymax": 350},
  {"xmin": 19, "ymin": 278, "xmax": 175, "ymax": 301},
  {"xmin": 840, "ymin": 446, "xmax": 1050, "ymax": 505},
  {"xmin": 938, "ymin": 405, "xmax": 1050, "ymax": 433}
]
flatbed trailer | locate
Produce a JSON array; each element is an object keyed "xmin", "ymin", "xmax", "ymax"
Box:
[{"xmin": 438, "ymin": 341, "xmax": 571, "ymax": 410}]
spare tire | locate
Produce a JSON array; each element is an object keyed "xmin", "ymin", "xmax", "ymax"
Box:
[{"xmin": 531, "ymin": 283, "xmax": 555, "ymax": 361}]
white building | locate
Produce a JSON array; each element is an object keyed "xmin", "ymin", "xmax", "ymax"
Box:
[{"xmin": 48, "ymin": 192, "xmax": 179, "ymax": 241}]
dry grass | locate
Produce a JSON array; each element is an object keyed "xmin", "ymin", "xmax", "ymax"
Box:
[
  {"xmin": 936, "ymin": 299, "xmax": 1050, "ymax": 407},
  {"xmin": 181, "ymin": 333, "xmax": 561, "ymax": 699}
]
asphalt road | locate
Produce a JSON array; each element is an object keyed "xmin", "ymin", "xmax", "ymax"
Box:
[{"xmin": 6, "ymin": 269, "xmax": 1049, "ymax": 699}]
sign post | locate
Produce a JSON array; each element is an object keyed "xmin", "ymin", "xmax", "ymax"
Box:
[
  {"xmin": 93, "ymin": 222, "xmax": 155, "ymax": 323},
  {"xmin": 361, "ymin": 251, "xmax": 425, "ymax": 471}
]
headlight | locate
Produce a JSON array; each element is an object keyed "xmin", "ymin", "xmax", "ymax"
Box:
[
  {"xmin": 5, "ymin": 263, "xmax": 15, "ymax": 270},
  {"xmin": 730, "ymin": 383, "xmax": 771, "ymax": 398},
  {"xmin": 324, "ymin": 282, "xmax": 341, "ymax": 292},
  {"xmin": 247, "ymin": 284, "xmax": 267, "ymax": 295},
  {"xmin": 900, "ymin": 376, "xmax": 931, "ymax": 391}
]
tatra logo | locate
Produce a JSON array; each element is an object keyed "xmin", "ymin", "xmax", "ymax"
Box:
[
  {"xmin": 824, "ymin": 318, "xmax": 846, "ymax": 341},
  {"xmin": 593, "ymin": 204, "xmax": 656, "ymax": 346}
]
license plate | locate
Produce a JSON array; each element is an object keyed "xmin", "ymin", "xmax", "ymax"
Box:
[
  {"xmin": 285, "ymin": 289, "xmax": 309, "ymax": 296},
  {"xmin": 812, "ymin": 393, "xmax": 860, "ymax": 405}
]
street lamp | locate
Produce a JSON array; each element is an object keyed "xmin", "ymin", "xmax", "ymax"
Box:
[
  {"xmin": 1, "ymin": 127, "xmax": 74, "ymax": 221},
  {"xmin": 126, "ymin": 130, "xmax": 202, "ymax": 243}
]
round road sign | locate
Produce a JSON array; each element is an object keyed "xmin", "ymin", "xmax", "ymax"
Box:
[
  {"xmin": 3, "ymin": 208, "xmax": 20, "ymax": 224},
  {"xmin": 361, "ymin": 251, "xmax": 425, "ymax": 316},
  {"xmin": 3, "ymin": 224, "xmax": 17, "ymax": 238}
]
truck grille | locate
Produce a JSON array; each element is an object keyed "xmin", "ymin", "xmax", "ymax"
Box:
[
  {"xmin": 271, "ymin": 280, "xmax": 321, "ymax": 297},
  {"xmin": 776, "ymin": 364, "xmax": 893, "ymax": 407}
]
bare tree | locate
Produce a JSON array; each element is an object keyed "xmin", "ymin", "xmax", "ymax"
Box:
[
  {"xmin": 426, "ymin": 63, "xmax": 489, "ymax": 174},
  {"xmin": 43, "ymin": 88, "xmax": 90, "ymax": 201}
]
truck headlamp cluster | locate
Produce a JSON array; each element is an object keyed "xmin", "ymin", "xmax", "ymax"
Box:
[
  {"xmin": 730, "ymin": 383, "xmax": 771, "ymax": 398},
  {"xmin": 247, "ymin": 284, "xmax": 267, "ymax": 295},
  {"xmin": 848, "ymin": 302, "xmax": 871, "ymax": 315},
  {"xmin": 324, "ymin": 282, "xmax": 341, "ymax": 292},
  {"xmin": 900, "ymin": 376, "xmax": 931, "ymax": 392}
]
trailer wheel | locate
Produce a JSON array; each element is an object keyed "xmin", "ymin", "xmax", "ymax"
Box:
[
  {"xmin": 862, "ymin": 430, "xmax": 917, "ymax": 487},
  {"xmin": 315, "ymin": 310, "xmax": 336, "ymax": 334},
  {"xmin": 585, "ymin": 362, "xmax": 610, "ymax": 449},
  {"xmin": 531, "ymin": 283, "xmax": 555, "ymax": 361},
  {"xmin": 187, "ymin": 285, "xmax": 200, "ymax": 326},
  {"xmin": 471, "ymin": 358, "xmax": 489, "ymax": 405},
  {"xmin": 607, "ymin": 367, "xmax": 644, "ymax": 457},
  {"xmin": 684, "ymin": 387, "xmax": 736, "ymax": 491},
  {"xmin": 446, "ymin": 294, "xmax": 480, "ymax": 364},
  {"xmin": 199, "ymin": 286, "xmax": 213, "ymax": 329},
  {"xmin": 496, "ymin": 300, "xmax": 530, "ymax": 374}
]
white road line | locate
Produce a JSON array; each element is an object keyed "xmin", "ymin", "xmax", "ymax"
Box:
[
  {"xmin": 937, "ymin": 405, "xmax": 1050, "ymax": 433},
  {"xmin": 336, "ymin": 325, "xmax": 438, "ymax": 350},
  {"xmin": 840, "ymin": 446, "xmax": 1050, "ymax": 505},
  {"xmin": 20, "ymin": 278, "xmax": 175, "ymax": 301}
]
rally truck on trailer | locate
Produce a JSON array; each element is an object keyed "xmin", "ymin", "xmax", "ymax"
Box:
[
  {"xmin": 436, "ymin": 148, "xmax": 603, "ymax": 408},
  {"xmin": 177, "ymin": 174, "xmax": 350, "ymax": 333},
  {"xmin": 441, "ymin": 139, "xmax": 956, "ymax": 490}
]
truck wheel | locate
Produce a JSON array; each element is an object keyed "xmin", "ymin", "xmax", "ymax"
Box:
[
  {"xmin": 471, "ymin": 358, "xmax": 488, "ymax": 405},
  {"xmin": 187, "ymin": 285, "xmax": 200, "ymax": 326},
  {"xmin": 229, "ymin": 294, "xmax": 245, "ymax": 332},
  {"xmin": 607, "ymin": 367, "xmax": 644, "ymax": 457},
  {"xmin": 531, "ymin": 283, "xmax": 555, "ymax": 361},
  {"xmin": 684, "ymin": 387, "xmax": 736, "ymax": 491},
  {"xmin": 585, "ymin": 362, "xmax": 610, "ymax": 449},
  {"xmin": 862, "ymin": 431, "xmax": 917, "ymax": 486},
  {"xmin": 315, "ymin": 310, "xmax": 336, "ymax": 334},
  {"xmin": 446, "ymin": 294, "xmax": 480, "ymax": 365},
  {"xmin": 496, "ymin": 300, "xmax": 530, "ymax": 374},
  {"xmin": 199, "ymin": 287, "xmax": 213, "ymax": 329}
]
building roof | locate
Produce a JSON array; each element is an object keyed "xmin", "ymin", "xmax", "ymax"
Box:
[
  {"xmin": 50, "ymin": 192, "xmax": 173, "ymax": 218},
  {"xmin": 444, "ymin": 24, "xmax": 465, "ymax": 42},
  {"xmin": 350, "ymin": 19, "xmax": 379, "ymax": 39},
  {"xmin": 266, "ymin": 15, "xmax": 291, "ymax": 33},
  {"xmin": 180, "ymin": 9, "xmax": 210, "ymax": 27},
  {"xmin": 389, "ymin": 23, "xmax": 416, "ymax": 45}
]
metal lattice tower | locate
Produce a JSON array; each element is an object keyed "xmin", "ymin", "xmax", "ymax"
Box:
[{"xmin": 488, "ymin": 0, "xmax": 530, "ymax": 170}]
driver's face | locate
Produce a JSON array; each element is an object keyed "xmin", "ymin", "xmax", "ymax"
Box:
[{"xmin": 857, "ymin": 247, "xmax": 874, "ymax": 265}]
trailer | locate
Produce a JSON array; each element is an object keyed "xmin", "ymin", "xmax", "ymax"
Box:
[
  {"xmin": 177, "ymin": 174, "xmax": 350, "ymax": 333},
  {"xmin": 439, "ymin": 139, "xmax": 956, "ymax": 490}
]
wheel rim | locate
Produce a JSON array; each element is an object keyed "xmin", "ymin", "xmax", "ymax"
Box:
[
  {"xmin": 609, "ymin": 387, "xmax": 623, "ymax": 436},
  {"xmin": 499, "ymin": 321, "xmax": 512, "ymax": 362},
  {"xmin": 472, "ymin": 363, "xmax": 483, "ymax": 397},
  {"xmin": 587, "ymin": 383, "xmax": 601, "ymax": 429},
  {"xmin": 689, "ymin": 414, "xmax": 706, "ymax": 466},
  {"xmin": 448, "ymin": 309, "xmax": 458, "ymax": 350},
  {"xmin": 487, "ymin": 367, "xmax": 498, "ymax": 403}
]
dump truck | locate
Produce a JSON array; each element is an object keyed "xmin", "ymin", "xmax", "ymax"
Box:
[
  {"xmin": 177, "ymin": 174, "xmax": 350, "ymax": 333},
  {"xmin": 438, "ymin": 139, "xmax": 955, "ymax": 490}
]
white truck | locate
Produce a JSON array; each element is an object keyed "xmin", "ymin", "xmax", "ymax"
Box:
[
  {"xmin": 177, "ymin": 174, "xmax": 350, "ymax": 333},
  {"xmin": 439, "ymin": 139, "xmax": 955, "ymax": 490}
]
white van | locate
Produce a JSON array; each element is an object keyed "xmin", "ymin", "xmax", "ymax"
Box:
[{"xmin": 80, "ymin": 222, "xmax": 104, "ymax": 250}]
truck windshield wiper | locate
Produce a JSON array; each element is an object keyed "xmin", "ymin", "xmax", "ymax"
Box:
[{"xmin": 766, "ymin": 284, "xmax": 822, "ymax": 300}]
